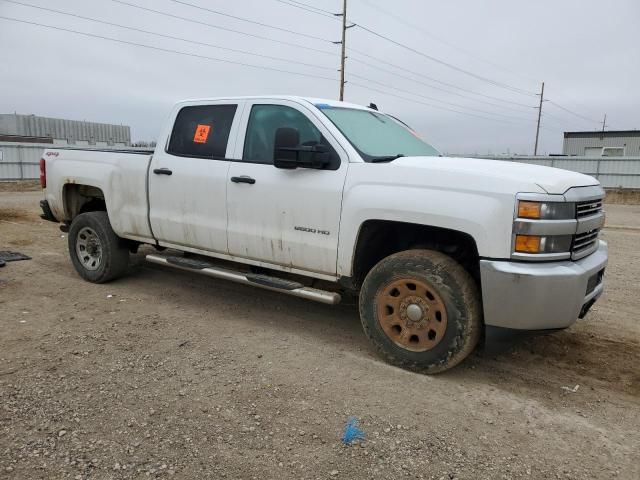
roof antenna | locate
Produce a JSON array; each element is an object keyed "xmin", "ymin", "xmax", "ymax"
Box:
[{"xmin": 368, "ymin": 102, "xmax": 378, "ymax": 111}]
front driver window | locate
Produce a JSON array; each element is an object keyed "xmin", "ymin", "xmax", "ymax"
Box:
[{"xmin": 243, "ymin": 104, "xmax": 335, "ymax": 165}]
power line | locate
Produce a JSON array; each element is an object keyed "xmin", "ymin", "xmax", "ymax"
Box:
[
  {"xmin": 360, "ymin": 0, "xmax": 540, "ymax": 84},
  {"xmin": 286, "ymin": 0, "xmax": 336, "ymax": 15},
  {"xmin": 349, "ymin": 81, "xmax": 533, "ymax": 125},
  {"xmin": 540, "ymin": 109, "xmax": 593, "ymax": 131},
  {"xmin": 271, "ymin": 0, "xmax": 338, "ymax": 19},
  {"xmin": 1, "ymin": 1, "xmax": 592, "ymax": 140},
  {"xmin": 348, "ymin": 49, "xmax": 536, "ymax": 109},
  {"xmin": 540, "ymin": 111, "xmax": 579, "ymax": 131},
  {"xmin": 546, "ymin": 100, "xmax": 601, "ymax": 124},
  {"xmin": 349, "ymin": 3, "xmax": 600, "ymax": 130},
  {"xmin": 348, "ymin": 73, "xmax": 537, "ymax": 123},
  {"xmin": 165, "ymin": 0, "xmax": 333, "ymax": 42},
  {"xmin": 2, "ymin": 1, "xmax": 537, "ymax": 124},
  {"xmin": 1, "ymin": 0, "xmax": 336, "ymax": 72},
  {"xmin": 348, "ymin": 54, "xmax": 537, "ymax": 114},
  {"xmin": 264, "ymin": 0, "xmax": 546, "ymax": 110},
  {"xmin": 0, "ymin": 15, "xmax": 338, "ymax": 82},
  {"xmin": 351, "ymin": 23, "xmax": 538, "ymax": 97},
  {"xmin": 6, "ymin": 0, "xmax": 536, "ymax": 122},
  {"xmin": 276, "ymin": 0, "xmax": 337, "ymax": 17},
  {"xmin": 541, "ymin": 110, "xmax": 571, "ymax": 123},
  {"xmin": 107, "ymin": 0, "xmax": 336, "ymax": 56},
  {"xmin": 539, "ymin": 114, "xmax": 570, "ymax": 130}
]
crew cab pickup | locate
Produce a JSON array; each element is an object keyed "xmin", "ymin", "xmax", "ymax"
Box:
[{"xmin": 39, "ymin": 96, "xmax": 607, "ymax": 372}]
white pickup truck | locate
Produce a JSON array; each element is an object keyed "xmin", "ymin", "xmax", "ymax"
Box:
[{"xmin": 39, "ymin": 96, "xmax": 607, "ymax": 372}]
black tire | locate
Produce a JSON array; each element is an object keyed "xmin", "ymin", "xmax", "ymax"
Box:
[
  {"xmin": 359, "ymin": 249, "xmax": 481, "ymax": 373},
  {"xmin": 68, "ymin": 211, "xmax": 129, "ymax": 283}
]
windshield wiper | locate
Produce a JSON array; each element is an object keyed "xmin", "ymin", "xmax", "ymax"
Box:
[{"xmin": 370, "ymin": 154, "xmax": 405, "ymax": 163}]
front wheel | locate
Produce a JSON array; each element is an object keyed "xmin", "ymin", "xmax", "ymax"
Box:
[
  {"xmin": 359, "ymin": 249, "xmax": 481, "ymax": 373},
  {"xmin": 68, "ymin": 211, "xmax": 129, "ymax": 283}
]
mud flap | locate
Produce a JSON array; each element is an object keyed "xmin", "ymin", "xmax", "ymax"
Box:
[{"xmin": 39, "ymin": 200, "xmax": 57, "ymax": 222}]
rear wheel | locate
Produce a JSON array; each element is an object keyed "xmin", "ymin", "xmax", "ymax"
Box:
[
  {"xmin": 359, "ymin": 249, "xmax": 481, "ymax": 373},
  {"xmin": 68, "ymin": 211, "xmax": 129, "ymax": 283}
]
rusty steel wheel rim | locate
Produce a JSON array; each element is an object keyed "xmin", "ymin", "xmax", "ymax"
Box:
[{"xmin": 376, "ymin": 278, "xmax": 448, "ymax": 352}]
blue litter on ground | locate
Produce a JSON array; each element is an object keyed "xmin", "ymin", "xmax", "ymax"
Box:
[{"xmin": 342, "ymin": 416, "xmax": 365, "ymax": 444}]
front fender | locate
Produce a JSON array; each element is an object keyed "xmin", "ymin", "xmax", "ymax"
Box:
[{"xmin": 336, "ymin": 183, "xmax": 515, "ymax": 276}]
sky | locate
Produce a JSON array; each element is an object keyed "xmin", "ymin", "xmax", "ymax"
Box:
[{"xmin": 1, "ymin": 0, "xmax": 639, "ymax": 155}]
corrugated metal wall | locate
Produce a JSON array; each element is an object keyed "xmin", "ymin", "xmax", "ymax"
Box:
[
  {"xmin": 0, "ymin": 143, "xmax": 149, "ymax": 180},
  {"xmin": 563, "ymin": 134, "xmax": 640, "ymax": 156},
  {"xmin": 0, "ymin": 114, "xmax": 131, "ymax": 145},
  {"xmin": 3, "ymin": 145, "xmax": 640, "ymax": 188},
  {"xmin": 471, "ymin": 155, "xmax": 640, "ymax": 189},
  {"xmin": 0, "ymin": 143, "xmax": 43, "ymax": 180}
]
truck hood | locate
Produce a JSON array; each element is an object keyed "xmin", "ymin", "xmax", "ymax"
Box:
[{"xmin": 391, "ymin": 156, "xmax": 599, "ymax": 195}]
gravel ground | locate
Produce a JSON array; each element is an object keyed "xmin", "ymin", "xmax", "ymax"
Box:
[{"xmin": 0, "ymin": 188, "xmax": 639, "ymax": 479}]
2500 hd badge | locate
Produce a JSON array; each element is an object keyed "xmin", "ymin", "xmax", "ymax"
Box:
[{"xmin": 294, "ymin": 226, "xmax": 330, "ymax": 235}]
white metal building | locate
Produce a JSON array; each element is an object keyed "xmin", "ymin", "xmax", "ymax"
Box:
[
  {"xmin": 0, "ymin": 113, "xmax": 135, "ymax": 180},
  {"xmin": 0, "ymin": 113, "xmax": 131, "ymax": 147},
  {"xmin": 563, "ymin": 130, "xmax": 640, "ymax": 156}
]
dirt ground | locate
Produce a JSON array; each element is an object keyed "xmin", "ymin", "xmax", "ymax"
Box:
[{"xmin": 1, "ymin": 185, "xmax": 639, "ymax": 480}]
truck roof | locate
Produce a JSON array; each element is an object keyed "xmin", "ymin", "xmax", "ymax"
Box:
[{"xmin": 174, "ymin": 95, "xmax": 371, "ymax": 111}]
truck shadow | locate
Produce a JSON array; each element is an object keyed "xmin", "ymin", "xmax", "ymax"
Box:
[
  {"xmin": 463, "ymin": 326, "xmax": 640, "ymax": 398},
  {"xmin": 128, "ymin": 253, "xmax": 640, "ymax": 400}
]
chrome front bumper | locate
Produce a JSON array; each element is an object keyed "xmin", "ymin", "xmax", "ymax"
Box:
[{"xmin": 480, "ymin": 240, "xmax": 608, "ymax": 330}]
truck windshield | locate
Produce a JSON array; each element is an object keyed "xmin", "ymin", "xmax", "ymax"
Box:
[{"xmin": 318, "ymin": 106, "xmax": 440, "ymax": 162}]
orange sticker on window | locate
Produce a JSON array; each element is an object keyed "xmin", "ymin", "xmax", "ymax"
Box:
[{"xmin": 193, "ymin": 124, "xmax": 211, "ymax": 143}]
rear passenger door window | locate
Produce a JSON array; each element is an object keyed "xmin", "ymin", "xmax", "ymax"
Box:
[{"xmin": 167, "ymin": 104, "xmax": 237, "ymax": 159}]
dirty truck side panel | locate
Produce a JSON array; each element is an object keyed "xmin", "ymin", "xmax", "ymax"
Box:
[
  {"xmin": 336, "ymin": 162, "xmax": 543, "ymax": 276},
  {"xmin": 226, "ymin": 99, "xmax": 350, "ymax": 275},
  {"xmin": 147, "ymin": 100, "xmax": 245, "ymax": 255},
  {"xmin": 44, "ymin": 150, "xmax": 153, "ymax": 240}
]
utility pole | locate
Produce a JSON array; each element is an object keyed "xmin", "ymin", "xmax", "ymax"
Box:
[
  {"xmin": 338, "ymin": 0, "xmax": 348, "ymax": 100},
  {"xmin": 533, "ymin": 81, "xmax": 545, "ymax": 156},
  {"xmin": 601, "ymin": 113, "xmax": 608, "ymax": 134}
]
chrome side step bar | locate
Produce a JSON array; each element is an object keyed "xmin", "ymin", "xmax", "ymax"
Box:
[{"xmin": 145, "ymin": 254, "xmax": 342, "ymax": 305}]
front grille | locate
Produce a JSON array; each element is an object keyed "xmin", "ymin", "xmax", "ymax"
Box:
[
  {"xmin": 572, "ymin": 229, "xmax": 599, "ymax": 255},
  {"xmin": 571, "ymin": 197, "xmax": 604, "ymax": 259},
  {"xmin": 576, "ymin": 199, "xmax": 603, "ymax": 218}
]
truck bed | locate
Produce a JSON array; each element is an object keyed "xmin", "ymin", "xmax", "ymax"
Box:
[
  {"xmin": 45, "ymin": 146, "xmax": 154, "ymax": 155},
  {"xmin": 42, "ymin": 147, "xmax": 155, "ymax": 241}
]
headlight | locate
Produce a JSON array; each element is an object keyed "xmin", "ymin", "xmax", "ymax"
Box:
[
  {"xmin": 513, "ymin": 197, "xmax": 577, "ymax": 260},
  {"xmin": 517, "ymin": 201, "xmax": 575, "ymax": 220},
  {"xmin": 514, "ymin": 234, "xmax": 573, "ymax": 254}
]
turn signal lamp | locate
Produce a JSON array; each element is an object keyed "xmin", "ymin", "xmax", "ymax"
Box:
[
  {"xmin": 515, "ymin": 235, "xmax": 541, "ymax": 253},
  {"xmin": 517, "ymin": 201, "xmax": 541, "ymax": 219}
]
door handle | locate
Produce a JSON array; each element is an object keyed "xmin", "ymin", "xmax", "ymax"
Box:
[
  {"xmin": 230, "ymin": 176, "xmax": 256, "ymax": 185},
  {"xmin": 153, "ymin": 168, "xmax": 173, "ymax": 175}
]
